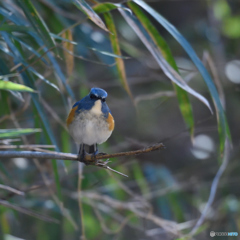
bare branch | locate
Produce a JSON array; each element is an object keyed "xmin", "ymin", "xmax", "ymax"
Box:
[
  {"xmin": 0, "ymin": 184, "xmax": 25, "ymax": 196},
  {"xmin": 0, "ymin": 143, "xmax": 165, "ymax": 177},
  {"xmin": 0, "ymin": 143, "xmax": 165, "ymax": 161}
]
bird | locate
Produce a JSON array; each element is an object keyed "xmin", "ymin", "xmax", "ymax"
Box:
[{"xmin": 66, "ymin": 88, "xmax": 114, "ymax": 164}]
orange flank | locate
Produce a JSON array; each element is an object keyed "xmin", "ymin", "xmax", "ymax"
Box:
[
  {"xmin": 107, "ymin": 112, "xmax": 115, "ymax": 131},
  {"xmin": 66, "ymin": 106, "xmax": 78, "ymax": 127}
]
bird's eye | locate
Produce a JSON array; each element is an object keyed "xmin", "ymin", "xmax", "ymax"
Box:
[
  {"xmin": 102, "ymin": 98, "xmax": 106, "ymax": 102},
  {"xmin": 90, "ymin": 94, "xmax": 97, "ymax": 99}
]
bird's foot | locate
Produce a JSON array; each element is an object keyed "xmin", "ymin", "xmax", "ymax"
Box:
[
  {"xmin": 91, "ymin": 152, "xmax": 109, "ymax": 165},
  {"xmin": 78, "ymin": 150, "xmax": 90, "ymax": 165}
]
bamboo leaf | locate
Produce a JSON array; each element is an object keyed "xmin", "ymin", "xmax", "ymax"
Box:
[
  {"xmin": 73, "ymin": 0, "xmax": 109, "ymax": 32},
  {"xmin": 0, "ymin": 24, "xmax": 32, "ymax": 32},
  {"xmin": 0, "ymin": 7, "xmax": 73, "ymax": 98},
  {"xmin": 104, "ymin": 12, "xmax": 133, "ymax": 100},
  {"xmin": 93, "ymin": 2, "xmax": 131, "ymax": 15},
  {"xmin": 0, "ymin": 129, "xmax": 41, "ymax": 139},
  {"xmin": 17, "ymin": 0, "xmax": 57, "ymax": 54},
  {"xmin": 89, "ymin": 47, "xmax": 130, "ymax": 59},
  {"xmin": 0, "ymin": 35, "xmax": 60, "ymax": 92},
  {"xmin": 11, "ymin": 35, "xmax": 49, "ymax": 65},
  {"xmin": 0, "ymin": 80, "xmax": 35, "ymax": 92},
  {"xmin": 93, "ymin": 2, "xmax": 120, "ymax": 14},
  {"xmin": 119, "ymin": 9, "xmax": 212, "ymax": 114},
  {"xmin": 133, "ymin": 0, "xmax": 230, "ymax": 151},
  {"xmin": 62, "ymin": 30, "xmax": 74, "ymax": 77},
  {"xmin": 128, "ymin": 2, "xmax": 194, "ymax": 135},
  {"xmin": 50, "ymin": 33, "xmax": 77, "ymax": 45},
  {"xmin": 2, "ymin": 33, "xmax": 63, "ymax": 200}
]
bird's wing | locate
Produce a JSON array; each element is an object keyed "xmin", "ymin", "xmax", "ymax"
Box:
[
  {"xmin": 66, "ymin": 98, "xmax": 90, "ymax": 126},
  {"xmin": 66, "ymin": 105, "xmax": 78, "ymax": 127}
]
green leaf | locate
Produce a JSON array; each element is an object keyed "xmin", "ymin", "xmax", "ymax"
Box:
[
  {"xmin": 0, "ymin": 24, "xmax": 32, "ymax": 33},
  {"xmin": 128, "ymin": 2, "xmax": 194, "ymax": 136},
  {"xmin": 213, "ymin": 0, "xmax": 231, "ymax": 20},
  {"xmin": 119, "ymin": 9, "xmax": 212, "ymax": 114},
  {"xmin": 222, "ymin": 16, "xmax": 240, "ymax": 38},
  {"xmin": 93, "ymin": 2, "xmax": 118, "ymax": 14},
  {"xmin": 17, "ymin": 0, "xmax": 57, "ymax": 54},
  {"xmin": 73, "ymin": 0, "xmax": 109, "ymax": 32},
  {"xmin": 0, "ymin": 129, "xmax": 41, "ymax": 139},
  {"xmin": 0, "ymin": 80, "xmax": 35, "ymax": 92},
  {"xmin": 93, "ymin": 2, "xmax": 131, "ymax": 15},
  {"xmin": 133, "ymin": 0, "xmax": 231, "ymax": 152},
  {"xmin": 104, "ymin": 12, "xmax": 133, "ymax": 100},
  {"xmin": 89, "ymin": 47, "xmax": 130, "ymax": 59}
]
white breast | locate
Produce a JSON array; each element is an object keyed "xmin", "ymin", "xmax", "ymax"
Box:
[{"xmin": 68, "ymin": 101, "xmax": 113, "ymax": 145}]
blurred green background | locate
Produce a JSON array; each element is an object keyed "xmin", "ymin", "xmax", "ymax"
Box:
[{"xmin": 0, "ymin": 0, "xmax": 239, "ymax": 239}]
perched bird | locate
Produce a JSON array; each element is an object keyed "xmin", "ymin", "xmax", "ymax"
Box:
[{"xmin": 66, "ymin": 88, "xmax": 114, "ymax": 163}]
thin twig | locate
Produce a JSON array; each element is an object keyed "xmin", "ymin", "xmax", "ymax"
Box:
[
  {"xmin": 135, "ymin": 91, "xmax": 175, "ymax": 105},
  {"xmin": 188, "ymin": 139, "xmax": 231, "ymax": 237},
  {"xmin": 75, "ymin": 191, "xmax": 179, "ymax": 236},
  {"xmin": 0, "ymin": 145, "xmax": 55, "ymax": 150},
  {"xmin": 40, "ymin": 98, "xmax": 68, "ymax": 131},
  {"xmin": 60, "ymin": 46, "xmax": 117, "ymax": 67},
  {"xmin": 88, "ymin": 198, "xmax": 135, "ymax": 235},
  {"xmin": 0, "ymin": 94, "xmax": 31, "ymax": 124},
  {"xmin": 0, "ymin": 184, "xmax": 25, "ymax": 196},
  {"xmin": 0, "ymin": 200, "xmax": 60, "ymax": 224},
  {"xmin": 8, "ymin": 102, "xmax": 78, "ymax": 230},
  {"xmin": 33, "ymin": 159, "xmax": 79, "ymax": 230}
]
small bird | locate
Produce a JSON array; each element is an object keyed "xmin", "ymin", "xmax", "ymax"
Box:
[{"xmin": 66, "ymin": 88, "xmax": 114, "ymax": 163}]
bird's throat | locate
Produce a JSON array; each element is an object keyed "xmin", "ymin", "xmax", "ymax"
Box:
[{"xmin": 90, "ymin": 99, "xmax": 102, "ymax": 115}]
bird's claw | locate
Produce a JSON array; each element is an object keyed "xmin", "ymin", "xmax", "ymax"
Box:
[
  {"xmin": 97, "ymin": 159, "xmax": 111, "ymax": 166},
  {"xmin": 91, "ymin": 150, "xmax": 99, "ymax": 165}
]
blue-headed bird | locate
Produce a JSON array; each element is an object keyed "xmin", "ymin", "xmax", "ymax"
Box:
[{"xmin": 66, "ymin": 88, "xmax": 114, "ymax": 163}]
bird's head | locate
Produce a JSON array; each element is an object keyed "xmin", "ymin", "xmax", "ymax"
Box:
[{"xmin": 89, "ymin": 88, "xmax": 108, "ymax": 103}]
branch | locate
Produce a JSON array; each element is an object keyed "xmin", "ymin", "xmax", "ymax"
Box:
[
  {"xmin": 0, "ymin": 184, "xmax": 25, "ymax": 196},
  {"xmin": 0, "ymin": 143, "xmax": 165, "ymax": 177}
]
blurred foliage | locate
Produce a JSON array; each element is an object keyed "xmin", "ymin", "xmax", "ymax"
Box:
[
  {"xmin": 214, "ymin": 0, "xmax": 240, "ymax": 38},
  {"xmin": 0, "ymin": 0, "xmax": 239, "ymax": 240}
]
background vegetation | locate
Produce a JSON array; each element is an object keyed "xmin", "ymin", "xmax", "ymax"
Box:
[{"xmin": 0, "ymin": 0, "xmax": 239, "ymax": 239}]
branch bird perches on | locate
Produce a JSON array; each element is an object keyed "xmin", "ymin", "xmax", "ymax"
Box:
[{"xmin": 0, "ymin": 143, "xmax": 165, "ymax": 177}]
